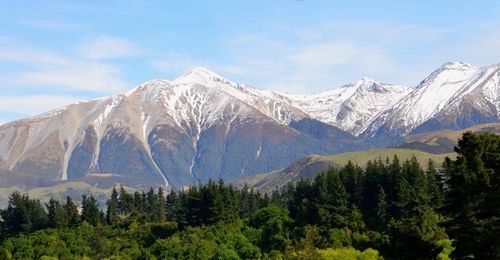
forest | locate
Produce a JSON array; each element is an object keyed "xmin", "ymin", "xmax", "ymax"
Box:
[{"xmin": 0, "ymin": 132, "xmax": 498, "ymax": 259}]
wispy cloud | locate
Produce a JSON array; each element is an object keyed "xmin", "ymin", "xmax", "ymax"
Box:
[
  {"xmin": 77, "ymin": 35, "xmax": 140, "ymax": 60},
  {"xmin": 12, "ymin": 63, "xmax": 127, "ymax": 92},
  {"xmin": 0, "ymin": 37, "xmax": 134, "ymax": 93},
  {"xmin": 0, "ymin": 95, "xmax": 83, "ymax": 118}
]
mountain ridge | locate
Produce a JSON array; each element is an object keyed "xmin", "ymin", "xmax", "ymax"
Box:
[{"xmin": 0, "ymin": 61, "xmax": 499, "ymax": 190}]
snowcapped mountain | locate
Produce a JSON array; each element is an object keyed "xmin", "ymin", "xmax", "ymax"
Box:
[
  {"xmin": 362, "ymin": 62, "xmax": 500, "ymax": 139},
  {"xmin": 0, "ymin": 68, "xmax": 368, "ymax": 190},
  {"xmin": 284, "ymin": 77, "xmax": 411, "ymax": 135},
  {"xmin": 1, "ymin": 62, "xmax": 498, "ymax": 190}
]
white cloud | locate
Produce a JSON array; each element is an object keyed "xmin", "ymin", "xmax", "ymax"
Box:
[
  {"xmin": 13, "ymin": 63, "xmax": 127, "ymax": 92},
  {"xmin": 203, "ymin": 22, "xmax": 457, "ymax": 93},
  {"xmin": 0, "ymin": 41, "xmax": 130, "ymax": 93},
  {"xmin": 78, "ymin": 35, "xmax": 139, "ymax": 59},
  {"xmin": 151, "ymin": 51, "xmax": 205, "ymax": 75},
  {"xmin": 0, "ymin": 48, "xmax": 68, "ymax": 66},
  {"xmin": 289, "ymin": 41, "xmax": 359, "ymax": 68},
  {"xmin": 0, "ymin": 95, "xmax": 83, "ymax": 116}
]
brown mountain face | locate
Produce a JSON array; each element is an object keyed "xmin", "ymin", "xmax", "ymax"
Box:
[
  {"xmin": 1, "ymin": 64, "xmax": 498, "ymax": 191},
  {"xmin": 0, "ymin": 69, "xmax": 369, "ymax": 190}
]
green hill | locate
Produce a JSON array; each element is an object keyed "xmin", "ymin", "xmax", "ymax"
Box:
[{"xmin": 233, "ymin": 148, "xmax": 455, "ymax": 193}]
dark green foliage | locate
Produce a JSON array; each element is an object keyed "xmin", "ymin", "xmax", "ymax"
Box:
[
  {"xmin": 46, "ymin": 198, "xmax": 68, "ymax": 228},
  {"xmin": 426, "ymin": 160, "xmax": 445, "ymax": 209},
  {"xmin": 106, "ymin": 186, "xmax": 118, "ymax": 225},
  {"xmin": 64, "ymin": 196, "xmax": 80, "ymax": 227},
  {"xmin": 0, "ymin": 192, "xmax": 47, "ymax": 238},
  {"xmin": 0, "ymin": 132, "xmax": 497, "ymax": 259},
  {"xmin": 81, "ymin": 194, "xmax": 101, "ymax": 226},
  {"xmin": 250, "ymin": 205, "xmax": 293, "ymax": 252},
  {"xmin": 443, "ymin": 132, "xmax": 500, "ymax": 258},
  {"xmin": 376, "ymin": 186, "xmax": 388, "ymax": 230},
  {"xmin": 157, "ymin": 187, "xmax": 166, "ymax": 222}
]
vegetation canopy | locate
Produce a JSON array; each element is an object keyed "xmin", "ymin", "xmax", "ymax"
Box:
[{"xmin": 0, "ymin": 132, "xmax": 498, "ymax": 259}]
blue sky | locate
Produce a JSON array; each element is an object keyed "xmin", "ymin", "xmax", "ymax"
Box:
[{"xmin": 1, "ymin": 0, "xmax": 500, "ymax": 124}]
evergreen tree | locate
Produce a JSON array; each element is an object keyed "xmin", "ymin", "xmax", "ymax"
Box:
[
  {"xmin": 106, "ymin": 186, "xmax": 119, "ymax": 225},
  {"xmin": 376, "ymin": 186, "xmax": 388, "ymax": 229},
  {"xmin": 133, "ymin": 191, "xmax": 145, "ymax": 212},
  {"xmin": 404, "ymin": 156, "xmax": 430, "ymax": 211},
  {"xmin": 158, "ymin": 187, "xmax": 166, "ymax": 222},
  {"xmin": 444, "ymin": 132, "xmax": 500, "ymax": 258},
  {"xmin": 146, "ymin": 188, "xmax": 159, "ymax": 222},
  {"xmin": 393, "ymin": 165, "xmax": 413, "ymax": 219},
  {"xmin": 316, "ymin": 169, "xmax": 350, "ymax": 229},
  {"xmin": 81, "ymin": 194, "xmax": 101, "ymax": 226},
  {"xmin": 0, "ymin": 192, "xmax": 47, "ymax": 236},
  {"xmin": 118, "ymin": 185, "xmax": 133, "ymax": 214},
  {"xmin": 425, "ymin": 160, "xmax": 444, "ymax": 209},
  {"xmin": 46, "ymin": 198, "xmax": 68, "ymax": 228},
  {"xmin": 64, "ymin": 196, "xmax": 80, "ymax": 226},
  {"xmin": 341, "ymin": 161, "xmax": 364, "ymax": 206}
]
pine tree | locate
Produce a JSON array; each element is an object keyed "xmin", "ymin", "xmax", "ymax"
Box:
[
  {"xmin": 404, "ymin": 156, "xmax": 430, "ymax": 211},
  {"xmin": 425, "ymin": 160, "xmax": 444, "ymax": 209},
  {"xmin": 106, "ymin": 186, "xmax": 119, "ymax": 225},
  {"xmin": 322, "ymin": 168, "xmax": 349, "ymax": 228},
  {"xmin": 46, "ymin": 198, "xmax": 68, "ymax": 228},
  {"xmin": 64, "ymin": 196, "xmax": 80, "ymax": 226},
  {"xmin": 341, "ymin": 161, "xmax": 364, "ymax": 206},
  {"xmin": 0, "ymin": 192, "xmax": 48, "ymax": 236},
  {"xmin": 444, "ymin": 132, "xmax": 500, "ymax": 258},
  {"xmin": 376, "ymin": 186, "xmax": 388, "ymax": 229},
  {"xmin": 393, "ymin": 166, "xmax": 413, "ymax": 219},
  {"xmin": 118, "ymin": 185, "xmax": 133, "ymax": 214},
  {"xmin": 146, "ymin": 187, "xmax": 159, "ymax": 222},
  {"xmin": 158, "ymin": 187, "xmax": 166, "ymax": 222},
  {"xmin": 81, "ymin": 194, "xmax": 100, "ymax": 226}
]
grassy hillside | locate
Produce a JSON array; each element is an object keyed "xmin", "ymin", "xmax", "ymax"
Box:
[
  {"xmin": 234, "ymin": 148, "xmax": 456, "ymax": 193},
  {"xmin": 0, "ymin": 181, "xmax": 137, "ymax": 208},
  {"xmin": 312, "ymin": 148, "xmax": 455, "ymax": 166},
  {"xmin": 399, "ymin": 123, "xmax": 500, "ymax": 153}
]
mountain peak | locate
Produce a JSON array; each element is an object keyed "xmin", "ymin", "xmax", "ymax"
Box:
[
  {"xmin": 351, "ymin": 77, "xmax": 377, "ymax": 86},
  {"xmin": 440, "ymin": 61, "xmax": 475, "ymax": 71},
  {"xmin": 352, "ymin": 77, "xmax": 383, "ymax": 92},
  {"xmin": 174, "ymin": 67, "xmax": 230, "ymax": 85}
]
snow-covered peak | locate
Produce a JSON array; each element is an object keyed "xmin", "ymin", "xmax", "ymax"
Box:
[
  {"xmin": 351, "ymin": 77, "xmax": 388, "ymax": 93},
  {"xmin": 416, "ymin": 61, "xmax": 478, "ymax": 90},
  {"xmin": 355, "ymin": 77, "xmax": 377, "ymax": 85},
  {"xmin": 362, "ymin": 61, "xmax": 500, "ymax": 137},
  {"xmin": 174, "ymin": 67, "xmax": 232, "ymax": 86},
  {"xmin": 440, "ymin": 61, "xmax": 475, "ymax": 71},
  {"xmin": 283, "ymin": 77, "xmax": 412, "ymax": 135}
]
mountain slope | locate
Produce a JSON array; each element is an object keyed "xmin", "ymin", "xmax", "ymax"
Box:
[
  {"xmin": 363, "ymin": 62, "xmax": 500, "ymax": 139},
  {"xmin": 0, "ymin": 68, "xmax": 369, "ymax": 190}
]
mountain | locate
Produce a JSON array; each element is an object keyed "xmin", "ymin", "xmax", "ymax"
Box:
[
  {"xmin": 1, "ymin": 62, "xmax": 499, "ymax": 191},
  {"xmin": 362, "ymin": 62, "xmax": 500, "ymax": 140},
  {"xmin": 284, "ymin": 77, "xmax": 412, "ymax": 135},
  {"xmin": 0, "ymin": 68, "xmax": 369, "ymax": 190}
]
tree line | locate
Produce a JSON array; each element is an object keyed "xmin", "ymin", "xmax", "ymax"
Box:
[{"xmin": 0, "ymin": 132, "xmax": 498, "ymax": 259}]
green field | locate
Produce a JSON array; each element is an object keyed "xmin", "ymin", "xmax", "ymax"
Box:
[
  {"xmin": 311, "ymin": 148, "xmax": 455, "ymax": 167},
  {"xmin": 0, "ymin": 181, "xmax": 136, "ymax": 208},
  {"xmin": 232, "ymin": 148, "xmax": 457, "ymax": 192}
]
